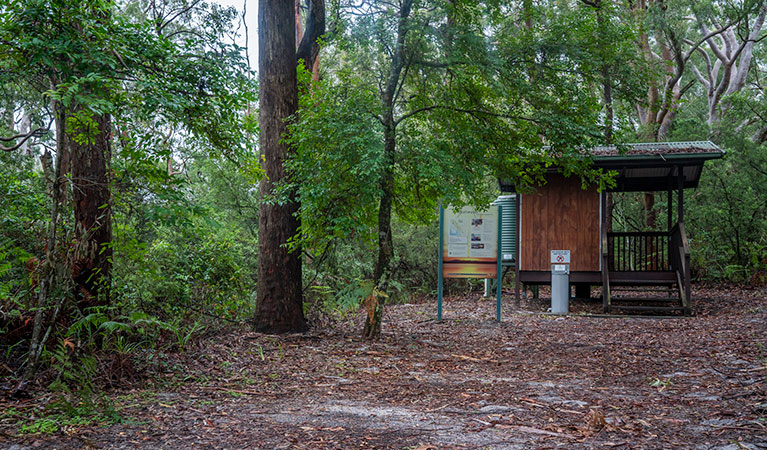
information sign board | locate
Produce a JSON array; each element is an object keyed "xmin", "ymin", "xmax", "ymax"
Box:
[
  {"xmin": 438, "ymin": 205, "xmax": 502, "ymax": 322},
  {"xmin": 441, "ymin": 206, "xmax": 499, "ymax": 278}
]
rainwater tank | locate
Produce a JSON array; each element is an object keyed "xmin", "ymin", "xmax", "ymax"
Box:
[{"xmin": 493, "ymin": 194, "xmax": 517, "ymax": 264}]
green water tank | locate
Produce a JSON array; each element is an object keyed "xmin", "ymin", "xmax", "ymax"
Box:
[{"xmin": 494, "ymin": 194, "xmax": 517, "ymax": 263}]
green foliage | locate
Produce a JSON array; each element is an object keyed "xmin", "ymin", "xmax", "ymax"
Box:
[
  {"xmin": 331, "ymin": 279, "xmax": 377, "ymax": 317},
  {"xmin": 302, "ymin": 216, "xmax": 437, "ymax": 314},
  {"xmin": 687, "ymin": 135, "xmax": 767, "ymax": 282},
  {"xmin": 285, "ymin": 65, "xmax": 383, "ymax": 252},
  {"xmin": 111, "ymin": 154, "xmax": 259, "ymax": 322},
  {"xmin": 0, "ymin": 0, "xmax": 257, "ymax": 382},
  {"xmin": 0, "ymin": 151, "xmax": 47, "ymax": 354},
  {"xmin": 42, "ymin": 337, "xmax": 122, "ymax": 430}
]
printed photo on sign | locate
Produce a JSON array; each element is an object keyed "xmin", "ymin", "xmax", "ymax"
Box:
[{"xmin": 471, "ymin": 234, "xmax": 482, "ymax": 242}]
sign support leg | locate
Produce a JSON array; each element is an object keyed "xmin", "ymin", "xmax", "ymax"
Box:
[
  {"xmin": 438, "ymin": 207, "xmax": 444, "ymax": 322},
  {"xmin": 496, "ymin": 206, "xmax": 502, "ymax": 322}
]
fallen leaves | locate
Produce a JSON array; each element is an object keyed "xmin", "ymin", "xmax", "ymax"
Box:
[
  {"xmin": 2, "ymin": 285, "xmax": 765, "ymax": 449},
  {"xmin": 585, "ymin": 408, "xmax": 607, "ymax": 432}
]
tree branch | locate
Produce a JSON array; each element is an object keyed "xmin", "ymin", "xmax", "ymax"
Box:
[
  {"xmin": 159, "ymin": 0, "xmax": 204, "ymax": 33},
  {"xmin": 0, "ymin": 120, "xmax": 52, "ymax": 152},
  {"xmin": 678, "ymin": 78, "xmax": 696, "ymax": 98},
  {"xmin": 296, "ymin": 0, "xmax": 326, "ymax": 69},
  {"xmin": 394, "ymin": 104, "xmax": 536, "ymax": 127}
]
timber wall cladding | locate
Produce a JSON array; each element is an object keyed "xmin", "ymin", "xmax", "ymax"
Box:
[{"xmin": 520, "ymin": 174, "xmax": 600, "ymax": 271}]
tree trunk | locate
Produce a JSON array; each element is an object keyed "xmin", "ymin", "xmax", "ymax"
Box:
[
  {"xmin": 296, "ymin": 0, "xmax": 324, "ymax": 71},
  {"xmin": 254, "ymin": 0, "xmax": 306, "ymax": 334},
  {"xmin": 365, "ymin": 124, "xmax": 395, "ymax": 340},
  {"xmin": 373, "ymin": 126, "xmax": 395, "ymax": 284},
  {"xmin": 69, "ymin": 111, "xmax": 112, "ymax": 309},
  {"xmin": 364, "ymin": 0, "xmax": 412, "ymax": 340},
  {"xmin": 643, "ymin": 191, "xmax": 656, "ymax": 230},
  {"xmin": 25, "ymin": 102, "xmax": 69, "ymax": 379}
]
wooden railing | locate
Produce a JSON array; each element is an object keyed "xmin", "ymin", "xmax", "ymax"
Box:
[
  {"xmin": 603, "ymin": 223, "xmax": 691, "ymax": 312},
  {"xmin": 607, "ymin": 231, "xmax": 670, "ymax": 272}
]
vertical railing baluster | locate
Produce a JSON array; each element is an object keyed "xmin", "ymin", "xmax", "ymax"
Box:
[
  {"xmin": 626, "ymin": 235, "xmax": 629, "ymax": 271},
  {"xmin": 625, "ymin": 235, "xmax": 627, "ymax": 271},
  {"xmin": 617, "ymin": 235, "xmax": 620, "ymax": 271},
  {"xmin": 621, "ymin": 235, "xmax": 625, "ymax": 271}
]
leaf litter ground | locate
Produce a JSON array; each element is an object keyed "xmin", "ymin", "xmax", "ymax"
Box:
[{"xmin": 2, "ymin": 285, "xmax": 766, "ymax": 449}]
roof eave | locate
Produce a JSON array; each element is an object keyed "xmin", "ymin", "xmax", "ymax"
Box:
[{"xmin": 592, "ymin": 151, "xmax": 724, "ymax": 167}]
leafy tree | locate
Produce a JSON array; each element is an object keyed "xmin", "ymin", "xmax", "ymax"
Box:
[
  {"xmin": 682, "ymin": 40, "xmax": 767, "ymax": 281},
  {"xmin": 0, "ymin": 0, "xmax": 254, "ymax": 376},
  {"xmin": 289, "ymin": 0, "xmax": 617, "ymax": 338}
]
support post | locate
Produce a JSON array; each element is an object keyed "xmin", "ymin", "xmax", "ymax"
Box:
[
  {"xmin": 667, "ymin": 187, "xmax": 672, "ymax": 231},
  {"xmin": 437, "ymin": 206, "xmax": 444, "ymax": 322},
  {"xmin": 600, "ymin": 192, "xmax": 610, "ymax": 313},
  {"xmin": 677, "ymin": 166, "xmax": 684, "ymax": 224},
  {"xmin": 496, "ymin": 205, "xmax": 502, "ymax": 322},
  {"xmin": 514, "ymin": 194, "xmax": 521, "ymax": 308}
]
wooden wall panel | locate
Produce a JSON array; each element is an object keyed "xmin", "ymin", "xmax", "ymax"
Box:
[{"xmin": 520, "ymin": 174, "xmax": 600, "ymax": 271}]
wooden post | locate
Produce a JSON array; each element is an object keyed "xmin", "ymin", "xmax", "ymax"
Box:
[
  {"xmin": 437, "ymin": 206, "xmax": 444, "ymax": 321},
  {"xmin": 600, "ymin": 192, "xmax": 610, "ymax": 313},
  {"xmin": 667, "ymin": 187, "xmax": 672, "ymax": 231},
  {"xmin": 677, "ymin": 165, "xmax": 684, "ymax": 224}
]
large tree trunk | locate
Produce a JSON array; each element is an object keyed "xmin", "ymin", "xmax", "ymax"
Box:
[
  {"xmin": 254, "ymin": 0, "xmax": 306, "ymax": 333},
  {"xmin": 69, "ymin": 111, "xmax": 112, "ymax": 309}
]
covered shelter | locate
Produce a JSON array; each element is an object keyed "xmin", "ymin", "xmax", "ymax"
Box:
[{"xmin": 505, "ymin": 141, "xmax": 724, "ymax": 314}]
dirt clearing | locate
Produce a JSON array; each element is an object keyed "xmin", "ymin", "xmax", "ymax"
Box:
[{"xmin": 2, "ymin": 286, "xmax": 766, "ymax": 449}]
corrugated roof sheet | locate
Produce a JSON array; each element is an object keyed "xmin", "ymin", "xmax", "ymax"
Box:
[{"xmin": 590, "ymin": 141, "xmax": 721, "ymax": 157}]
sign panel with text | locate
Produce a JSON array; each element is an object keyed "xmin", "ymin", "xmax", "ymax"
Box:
[{"xmin": 441, "ymin": 206, "xmax": 499, "ymax": 278}]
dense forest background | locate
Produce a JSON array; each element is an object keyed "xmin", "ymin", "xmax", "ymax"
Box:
[{"xmin": 1, "ymin": 0, "xmax": 766, "ymax": 395}]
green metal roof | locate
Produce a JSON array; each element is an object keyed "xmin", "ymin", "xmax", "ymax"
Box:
[
  {"xmin": 590, "ymin": 141, "xmax": 724, "ymax": 192},
  {"xmin": 499, "ymin": 141, "xmax": 725, "ymax": 193},
  {"xmin": 590, "ymin": 141, "xmax": 723, "ymax": 159}
]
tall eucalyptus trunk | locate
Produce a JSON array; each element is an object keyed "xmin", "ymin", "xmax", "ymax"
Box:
[{"xmin": 254, "ymin": 0, "xmax": 306, "ymax": 333}]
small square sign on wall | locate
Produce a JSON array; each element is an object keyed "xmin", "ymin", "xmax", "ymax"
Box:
[{"xmin": 550, "ymin": 250, "xmax": 570, "ymax": 264}]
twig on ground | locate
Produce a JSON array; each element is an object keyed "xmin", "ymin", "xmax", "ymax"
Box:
[
  {"xmin": 199, "ymin": 386, "xmax": 283, "ymax": 396},
  {"xmin": 707, "ymin": 424, "xmax": 763, "ymax": 432}
]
